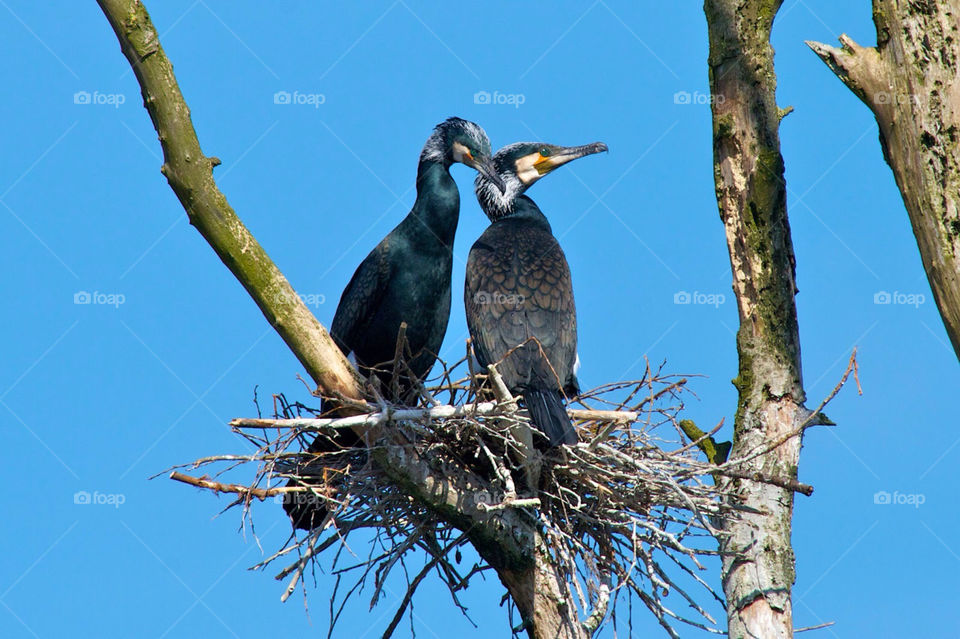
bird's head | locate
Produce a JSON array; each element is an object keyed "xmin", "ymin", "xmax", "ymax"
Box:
[
  {"xmin": 422, "ymin": 117, "xmax": 504, "ymax": 193},
  {"xmin": 475, "ymin": 141, "xmax": 608, "ymax": 220}
]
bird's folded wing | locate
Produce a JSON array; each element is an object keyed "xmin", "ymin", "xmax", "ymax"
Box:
[
  {"xmin": 465, "ymin": 224, "xmax": 577, "ymax": 392},
  {"xmin": 330, "ymin": 238, "xmax": 393, "ymax": 355}
]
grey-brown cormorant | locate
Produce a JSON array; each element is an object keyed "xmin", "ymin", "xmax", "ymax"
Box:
[{"xmin": 465, "ymin": 141, "xmax": 606, "ymax": 447}]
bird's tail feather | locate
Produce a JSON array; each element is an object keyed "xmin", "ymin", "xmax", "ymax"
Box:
[{"xmin": 524, "ymin": 389, "xmax": 578, "ymax": 447}]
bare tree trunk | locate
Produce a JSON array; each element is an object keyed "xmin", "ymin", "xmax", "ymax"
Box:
[
  {"xmin": 808, "ymin": 3, "xmax": 960, "ymax": 361},
  {"xmin": 96, "ymin": 1, "xmax": 588, "ymax": 635},
  {"xmin": 376, "ymin": 443, "xmax": 590, "ymax": 638},
  {"xmin": 488, "ymin": 533, "xmax": 588, "ymax": 639},
  {"xmin": 705, "ymin": 1, "xmax": 809, "ymax": 637}
]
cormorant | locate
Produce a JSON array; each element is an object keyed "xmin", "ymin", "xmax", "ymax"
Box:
[
  {"xmin": 465, "ymin": 141, "xmax": 606, "ymax": 447},
  {"xmin": 285, "ymin": 118, "xmax": 504, "ymax": 530}
]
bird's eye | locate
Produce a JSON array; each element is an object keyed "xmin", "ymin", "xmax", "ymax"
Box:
[{"xmin": 539, "ymin": 147, "xmax": 551, "ymax": 157}]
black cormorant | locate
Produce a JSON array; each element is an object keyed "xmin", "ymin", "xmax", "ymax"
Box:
[
  {"xmin": 285, "ymin": 118, "xmax": 504, "ymax": 530},
  {"xmin": 330, "ymin": 118, "xmax": 503, "ymax": 392},
  {"xmin": 465, "ymin": 141, "xmax": 606, "ymax": 447}
]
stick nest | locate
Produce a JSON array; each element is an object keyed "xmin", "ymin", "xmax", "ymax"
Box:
[{"xmin": 169, "ymin": 356, "xmax": 757, "ymax": 637}]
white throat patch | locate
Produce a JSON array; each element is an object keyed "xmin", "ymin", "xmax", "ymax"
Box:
[{"xmin": 514, "ymin": 153, "xmax": 542, "ymax": 185}]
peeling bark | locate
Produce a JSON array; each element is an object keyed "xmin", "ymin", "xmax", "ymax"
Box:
[
  {"xmin": 808, "ymin": 3, "xmax": 960, "ymax": 361},
  {"xmin": 704, "ymin": 1, "xmax": 809, "ymax": 637}
]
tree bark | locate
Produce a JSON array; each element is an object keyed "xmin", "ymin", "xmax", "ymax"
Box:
[
  {"xmin": 704, "ymin": 1, "xmax": 809, "ymax": 637},
  {"xmin": 96, "ymin": 1, "xmax": 588, "ymax": 636},
  {"xmin": 494, "ymin": 533, "xmax": 586, "ymax": 639},
  {"xmin": 808, "ymin": 3, "xmax": 960, "ymax": 361}
]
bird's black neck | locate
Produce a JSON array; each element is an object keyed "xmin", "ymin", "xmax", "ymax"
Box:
[
  {"xmin": 491, "ymin": 195, "xmax": 552, "ymax": 232},
  {"xmin": 403, "ymin": 159, "xmax": 460, "ymax": 249}
]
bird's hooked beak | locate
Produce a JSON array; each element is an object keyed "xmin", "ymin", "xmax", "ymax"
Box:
[
  {"xmin": 533, "ymin": 142, "xmax": 608, "ymax": 177},
  {"xmin": 453, "ymin": 141, "xmax": 506, "ymax": 193},
  {"xmin": 473, "ymin": 155, "xmax": 506, "ymax": 194}
]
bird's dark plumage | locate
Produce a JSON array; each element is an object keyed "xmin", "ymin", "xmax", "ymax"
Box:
[
  {"xmin": 285, "ymin": 118, "xmax": 502, "ymax": 530},
  {"xmin": 465, "ymin": 141, "xmax": 606, "ymax": 448},
  {"xmin": 330, "ymin": 117, "xmax": 502, "ymax": 392}
]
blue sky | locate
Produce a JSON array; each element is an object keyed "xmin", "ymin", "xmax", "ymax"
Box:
[{"xmin": 1, "ymin": 1, "xmax": 958, "ymax": 637}]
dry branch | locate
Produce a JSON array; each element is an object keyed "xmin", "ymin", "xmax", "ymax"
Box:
[
  {"xmin": 230, "ymin": 405, "xmax": 640, "ymax": 433},
  {"xmin": 808, "ymin": 5, "xmax": 960, "ymax": 361},
  {"xmin": 96, "ymin": 0, "xmax": 361, "ymax": 401},
  {"xmin": 169, "ymin": 471, "xmax": 298, "ymax": 499}
]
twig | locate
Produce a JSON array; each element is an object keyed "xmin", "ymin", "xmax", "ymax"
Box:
[
  {"xmin": 711, "ymin": 468, "xmax": 813, "ymax": 496},
  {"xmin": 486, "ymin": 363, "xmax": 516, "ymax": 407},
  {"xmin": 231, "ymin": 403, "xmax": 639, "ymax": 433},
  {"xmin": 169, "ymin": 471, "xmax": 300, "ymax": 500},
  {"xmin": 477, "ymin": 497, "xmax": 541, "ymax": 512},
  {"xmin": 581, "ymin": 583, "xmax": 610, "ymax": 633},
  {"xmin": 381, "ymin": 534, "xmax": 467, "ymax": 639},
  {"xmin": 726, "ymin": 348, "xmax": 860, "ymax": 469}
]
